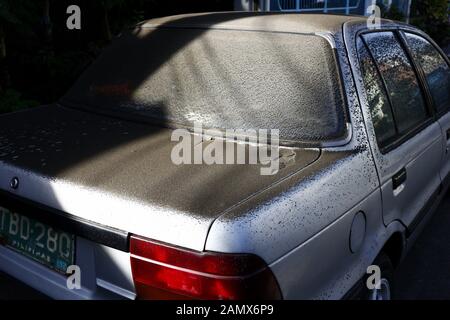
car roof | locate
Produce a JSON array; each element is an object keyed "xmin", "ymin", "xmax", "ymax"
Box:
[{"xmin": 137, "ymin": 12, "xmax": 383, "ymax": 35}]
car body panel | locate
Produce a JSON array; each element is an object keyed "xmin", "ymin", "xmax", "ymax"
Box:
[
  {"xmin": 438, "ymin": 111, "xmax": 450, "ymax": 184},
  {"xmin": 343, "ymin": 21, "xmax": 445, "ymax": 231},
  {"xmin": 205, "ymin": 148, "xmax": 379, "ymax": 264},
  {"xmin": 378, "ymin": 131, "xmax": 442, "ymax": 228},
  {"xmin": 206, "ymin": 22, "xmax": 380, "ymax": 297},
  {"xmin": 0, "ymin": 105, "xmax": 320, "ymax": 251},
  {"xmin": 269, "ymin": 188, "xmax": 384, "ymax": 299}
]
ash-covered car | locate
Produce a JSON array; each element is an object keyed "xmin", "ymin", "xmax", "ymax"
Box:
[{"xmin": 0, "ymin": 13, "xmax": 449, "ymax": 300}]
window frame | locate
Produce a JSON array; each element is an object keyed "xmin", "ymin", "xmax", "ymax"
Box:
[
  {"xmin": 357, "ymin": 37, "xmax": 398, "ymax": 148},
  {"xmin": 355, "ymin": 28, "xmax": 436, "ymax": 155},
  {"xmin": 401, "ymin": 30, "xmax": 450, "ymax": 118}
]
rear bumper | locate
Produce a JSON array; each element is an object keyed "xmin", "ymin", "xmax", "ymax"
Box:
[
  {"xmin": 0, "ymin": 189, "xmax": 136, "ymax": 300},
  {"xmin": 0, "ymin": 238, "xmax": 135, "ymax": 300}
]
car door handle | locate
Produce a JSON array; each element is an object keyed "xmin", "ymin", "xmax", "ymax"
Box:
[
  {"xmin": 392, "ymin": 168, "xmax": 407, "ymax": 190},
  {"xmin": 446, "ymin": 128, "xmax": 450, "ymax": 140}
]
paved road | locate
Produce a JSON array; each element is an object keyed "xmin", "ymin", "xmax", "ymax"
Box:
[
  {"xmin": 395, "ymin": 190, "xmax": 450, "ymax": 299},
  {"xmin": 0, "ymin": 191, "xmax": 449, "ymax": 300}
]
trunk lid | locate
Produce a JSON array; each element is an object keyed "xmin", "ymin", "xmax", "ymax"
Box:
[{"xmin": 0, "ymin": 105, "xmax": 320, "ymax": 250}]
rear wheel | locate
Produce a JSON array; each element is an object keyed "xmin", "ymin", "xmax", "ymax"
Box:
[{"xmin": 364, "ymin": 252, "xmax": 395, "ymax": 300}]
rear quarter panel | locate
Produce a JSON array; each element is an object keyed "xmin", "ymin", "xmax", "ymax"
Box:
[{"xmin": 205, "ymin": 31, "xmax": 391, "ymax": 299}]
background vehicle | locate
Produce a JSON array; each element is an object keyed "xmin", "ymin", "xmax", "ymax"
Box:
[{"xmin": 0, "ymin": 13, "xmax": 449, "ymax": 300}]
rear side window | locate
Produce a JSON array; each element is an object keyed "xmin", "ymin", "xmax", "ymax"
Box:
[
  {"xmin": 362, "ymin": 32, "xmax": 429, "ymax": 134},
  {"xmin": 404, "ymin": 33, "xmax": 450, "ymax": 114},
  {"xmin": 357, "ymin": 39, "xmax": 397, "ymax": 147}
]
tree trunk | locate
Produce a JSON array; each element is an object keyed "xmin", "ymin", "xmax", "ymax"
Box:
[
  {"xmin": 0, "ymin": 25, "xmax": 10, "ymax": 93},
  {"xmin": 0, "ymin": 27, "xmax": 5, "ymax": 59},
  {"xmin": 41, "ymin": 0, "xmax": 52, "ymax": 45},
  {"xmin": 405, "ymin": 0, "xmax": 412, "ymax": 24},
  {"xmin": 99, "ymin": 3, "xmax": 112, "ymax": 43}
]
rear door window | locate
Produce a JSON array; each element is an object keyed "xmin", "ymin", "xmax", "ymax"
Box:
[
  {"xmin": 404, "ymin": 33, "xmax": 450, "ymax": 114},
  {"xmin": 362, "ymin": 32, "xmax": 429, "ymax": 135},
  {"xmin": 357, "ymin": 38, "xmax": 397, "ymax": 147}
]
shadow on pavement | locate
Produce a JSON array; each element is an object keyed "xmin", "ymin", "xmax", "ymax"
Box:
[{"xmin": 395, "ymin": 190, "xmax": 450, "ymax": 299}]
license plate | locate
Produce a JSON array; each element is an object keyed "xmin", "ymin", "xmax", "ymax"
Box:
[{"xmin": 0, "ymin": 206, "xmax": 75, "ymax": 274}]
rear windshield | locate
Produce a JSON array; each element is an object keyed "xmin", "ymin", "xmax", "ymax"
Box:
[{"xmin": 61, "ymin": 27, "xmax": 346, "ymax": 144}]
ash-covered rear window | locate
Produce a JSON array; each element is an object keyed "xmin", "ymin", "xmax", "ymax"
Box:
[{"xmin": 62, "ymin": 27, "xmax": 346, "ymax": 144}]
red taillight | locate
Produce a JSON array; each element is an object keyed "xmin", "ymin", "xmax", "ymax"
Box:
[{"xmin": 129, "ymin": 235, "xmax": 282, "ymax": 300}]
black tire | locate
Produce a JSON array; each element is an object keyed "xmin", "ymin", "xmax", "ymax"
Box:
[{"xmin": 362, "ymin": 252, "xmax": 395, "ymax": 300}]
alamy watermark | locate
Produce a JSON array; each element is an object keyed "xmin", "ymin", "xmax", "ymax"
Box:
[
  {"xmin": 66, "ymin": 5, "xmax": 81, "ymax": 30},
  {"xmin": 171, "ymin": 123, "xmax": 281, "ymax": 176},
  {"xmin": 66, "ymin": 264, "xmax": 81, "ymax": 290},
  {"xmin": 366, "ymin": 3, "xmax": 381, "ymax": 30},
  {"xmin": 366, "ymin": 264, "xmax": 382, "ymax": 290}
]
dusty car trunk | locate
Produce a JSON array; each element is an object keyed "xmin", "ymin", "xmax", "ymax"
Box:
[{"xmin": 0, "ymin": 104, "xmax": 320, "ymax": 251}]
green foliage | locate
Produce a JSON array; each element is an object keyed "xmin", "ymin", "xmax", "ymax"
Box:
[
  {"xmin": 410, "ymin": 0, "xmax": 450, "ymax": 45},
  {"xmin": 0, "ymin": 0, "xmax": 41, "ymax": 36},
  {"xmin": 0, "ymin": 0, "xmax": 237, "ymax": 114},
  {"xmin": 0, "ymin": 89, "xmax": 39, "ymax": 114},
  {"xmin": 102, "ymin": 0, "xmax": 129, "ymax": 10},
  {"xmin": 381, "ymin": 4, "xmax": 405, "ymax": 22},
  {"xmin": 104, "ymin": 0, "xmax": 149, "ymax": 35},
  {"xmin": 0, "ymin": 0, "xmax": 20, "ymax": 24}
]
